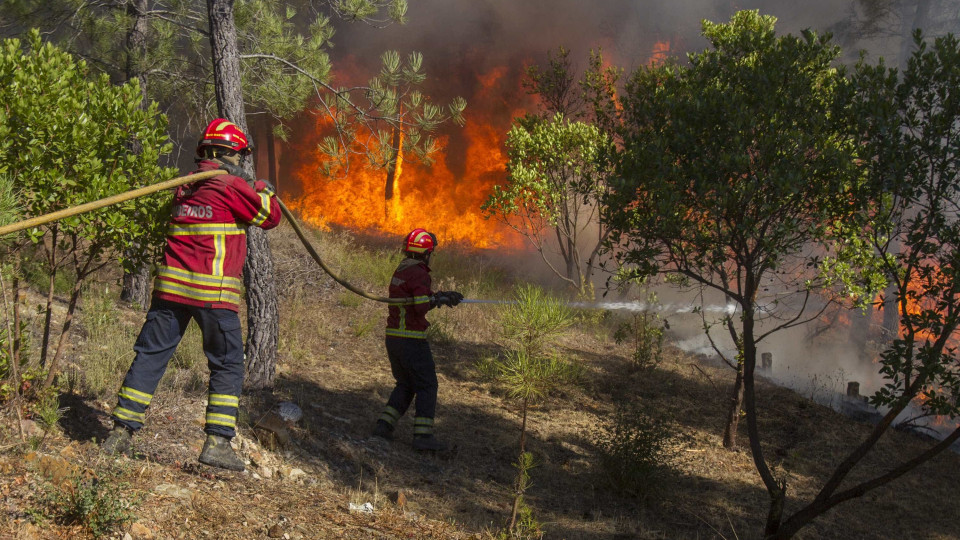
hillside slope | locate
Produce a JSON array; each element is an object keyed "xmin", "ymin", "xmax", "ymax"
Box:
[{"xmin": 2, "ymin": 222, "xmax": 959, "ymax": 540}]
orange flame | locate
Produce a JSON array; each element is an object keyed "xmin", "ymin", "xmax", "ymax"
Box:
[
  {"xmin": 287, "ymin": 67, "xmax": 526, "ymax": 250},
  {"xmin": 649, "ymin": 40, "xmax": 671, "ymax": 66}
]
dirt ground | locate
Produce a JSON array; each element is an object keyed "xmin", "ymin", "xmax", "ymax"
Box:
[{"xmin": 2, "ymin": 224, "xmax": 960, "ymax": 540}]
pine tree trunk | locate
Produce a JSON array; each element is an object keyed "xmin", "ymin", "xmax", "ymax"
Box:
[
  {"xmin": 207, "ymin": 0, "xmax": 280, "ymax": 389},
  {"xmin": 119, "ymin": 0, "xmax": 152, "ymax": 310},
  {"xmin": 266, "ymin": 117, "xmax": 278, "ymax": 192},
  {"xmin": 120, "ymin": 264, "xmax": 151, "ymax": 309}
]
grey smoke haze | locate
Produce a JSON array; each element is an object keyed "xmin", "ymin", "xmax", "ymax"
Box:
[{"xmin": 328, "ymin": 0, "xmax": 892, "ymax": 83}]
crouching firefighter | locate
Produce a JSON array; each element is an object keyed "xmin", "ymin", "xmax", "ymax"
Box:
[
  {"xmin": 101, "ymin": 118, "xmax": 281, "ymax": 471},
  {"xmin": 372, "ymin": 229, "xmax": 463, "ymax": 451}
]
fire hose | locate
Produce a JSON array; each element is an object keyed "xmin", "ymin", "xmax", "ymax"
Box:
[
  {"xmin": 0, "ymin": 169, "xmax": 406, "ymax": 304},
  {"xmin": 0, "ymin": 171, "xmax": 732, "ymax": 314}
]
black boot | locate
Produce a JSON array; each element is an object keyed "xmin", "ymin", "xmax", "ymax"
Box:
[
  {"xmin": 372, "ymin": 420, "xmax": 394, "ymax": 441},
  {"xmin": 412, "ymin": 435, "xmax": 448, "ymax": 451},
  {"xmin": 198, "ymin": 434, "xmax": 245, "ymax": 471},
  {"xmin": 101, "ymin": 425, "xmax": 134, "ymax": 457}
]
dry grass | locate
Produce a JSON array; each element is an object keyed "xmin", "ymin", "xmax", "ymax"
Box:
[{"xmin": 1, "ymin": 221, "xmax": 959, "ymax": 539}]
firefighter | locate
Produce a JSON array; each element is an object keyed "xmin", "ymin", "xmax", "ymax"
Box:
[
  {"xmin": 372, "ymin": 229, "xmax": 463, "ymax": 451},
  {"xmin": 101, "ymin": 118, "xmax": 281, "ymax": 471}
]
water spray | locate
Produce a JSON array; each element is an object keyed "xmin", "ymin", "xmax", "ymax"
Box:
[{"xmin": 461, "ymin": 298, "xmax": 738, "ymax": 315}]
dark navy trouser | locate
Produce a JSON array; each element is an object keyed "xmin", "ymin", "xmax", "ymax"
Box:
[
  {"xmin": 379, "ymin": 337, "xmax": 438, "ymax": 436},
  {"xmin": 112, "ymin": 298, "xmax": 244, "ymax": 438}
]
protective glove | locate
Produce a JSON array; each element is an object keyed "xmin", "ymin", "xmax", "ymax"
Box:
[
  {"xmin": 253, "ymin": 179, "xmax": 276, "ymax": 195},
  {"xmin": 218, "ymin": 161, "xmax": 255, "ymax": 184},
  {"xmin": 432, "ymin": 291, "xmax": 463, "ymax": 308}
]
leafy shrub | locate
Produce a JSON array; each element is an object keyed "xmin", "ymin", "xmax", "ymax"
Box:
[
  {"xmin": 613, "ymin": 311, "xmax": 664, "ymax": 371},
  {"xmin": 29, "ymin": 465, "xmax": 140, "ymax": 537},
  {"xmin": 594, "ymin": 405, "xmax": 675, "ymax": 499}
]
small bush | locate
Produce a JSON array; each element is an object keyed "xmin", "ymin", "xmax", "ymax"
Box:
[
  {"xmin": 594, "ymin": 405, "xmax": 675, "ymax": 499},
  {"xmin": 29, "ymin": 464, "xmax": 140, "ymax": 537},
  {"xmin": 613, "ymin": 311, "xmax": 664, "ymax": 371}
]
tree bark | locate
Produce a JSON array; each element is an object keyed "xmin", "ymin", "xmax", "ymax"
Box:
[
  {"xmin": 119, "ymin": 0, "xmax": 153, "ymax": 310},
  {"xmin": 207, "ymin": 0, "xmax": 280, "ymax": 389},
  {"xmin": 40, "ymin": 225, "xmax": 58, "ymax": 368},
  {"xmin": 722, "ymin": 358, "xmax": 744, "ymax": 448},
  {"xmin": 266, "ymin": 116, "xmax": 278, "ymax": 192}
]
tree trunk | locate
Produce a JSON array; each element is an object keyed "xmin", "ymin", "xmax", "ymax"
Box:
[
  {"xmin": 41, "ymin": 274, "xmax": 83, "ymax": 391},
  {"xmin": 207, "ymin": 0, "xmax": 280, "ymax": 389},
  {"xmin": 12, "ymin": 274, "xmax": 22, "ymax": 390},
  {"xmin": 40, "ymin": 225, "xmax": 58, "ymax": 368},
  {"xmin": 266, "ymin": 116, "xmax": 278, "ymax": 192},
  {"xmin": 722, "ymin": 358, "xmax": 744, "ymax": 448},
  {"xmin": 120, "ymin": 264, "xmax": 151, "ymax": 309},
  {"xmin": 509, "ymin": 396, "xmax": 530, "ymax": 532},
  {"xmin": 119, "ymin": 0, "xmax": 153, "ymax": 310}
]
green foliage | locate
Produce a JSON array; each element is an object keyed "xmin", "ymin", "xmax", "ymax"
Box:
[
  {"xmin": 485, "ymin": 284, "xmax": 576, "ymax": 535},
  {"xmin": 498, "ymin": 452, "xmax": 543, "ymax": 540},
  {"xmin": 0, "ymin": 30, "xmax": 174, "ymax": 266},
  {"xmin": 499, "ymin": 284, "xmax": 573, "ymax": 358},
  {"xmin": 849, "ymin": 32, "xmax": 960, "ymax": 419},
  {"xmin": 489, "ymin": 348, "xmax": 581, "ymax": 403},
  {"xmin": 30, "ymin": 464, "xmax": 141, "ymax": 538},
  {"xmin": 594, "ymin": 405, "xmax": 675, "ymax": 499},
  {"xmin": 613, "ymin": 311, "xmax": 664, "ymax": 371},
  {"xmin": 485, "ymin": 284, "xmax": 579, "ymax": 399},
  {"xmin": 483, "ymin": 113, "xmax": 613, "ymax": 287},
  {"xmin": 608, "ymin": 10, "xmax": 865, "ymax": 292},
  {"xmin": 0, "ymin": 173, "xmax": 19, "ymax": 228},
  {"xmin": 32, "ymin": 392, "xmax": 64, "ymax": 433}
]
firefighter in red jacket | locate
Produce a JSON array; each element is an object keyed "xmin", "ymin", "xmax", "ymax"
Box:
[
  {"xmin": 101, "ymin": 119, "xmax": 281, "ymax": 471},
  {"xmin": 372, "ymin": 229, "xmax": 463, "ymax": 451}
]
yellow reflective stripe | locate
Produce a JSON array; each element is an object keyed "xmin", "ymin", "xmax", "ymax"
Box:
[
  {"xmin": 119, "ymin": 386, "xmax": 152, "ymax": 406},
  {"xmin": 385, "ymin": 328, "xmax": 427, "ymax": 339},
  {"xmin": 157, "ymin": 266, "xmax": 241, "ymax": 289},
  {"xmin": 213, "ymin": 233, "xmax": 225, "ymax": 275},
  {"xmin": 413, "ymin": 417, "xmax": 434, "ymax": 426},
  {"xmin": 205, "ymin": 412, "xmax": 237, "ymax": 427},
  {"xmin": 250, "ymin": 192, "xmax": 272, "ymax": 226},
  {"xmin": 209, "ymin": 394, "xmax": 239, "ymax": 407},
  {"xmin": 382, "ymin": 406, "xmax": 400, "ymax": 420},
  {"xmin": 155, "ymin": 280, "xmax": 241, "ymax": 305},
  {"xmin": 114, "ymin": 407, "xmax": 145, "ymax": 422},
  {"xmin": 413, "ymin": 426, "xmax": 433, "ymax": 434},
  {"xmin": 168, "ymin": 223, "xmax": 246, "ymax": 235}
]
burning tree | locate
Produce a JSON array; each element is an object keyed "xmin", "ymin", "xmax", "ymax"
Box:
[{"xmin": 603, "ymin": 11, "xmax": 884, "ymax": 537}]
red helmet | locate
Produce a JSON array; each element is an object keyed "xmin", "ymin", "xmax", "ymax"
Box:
[
  {"xmin": 196, "ymin": 118, "xmax": 251, "ymax": 155},
  {"xmin": 403, "ymin": 228, "xmax": 437, "ymax": 255}
]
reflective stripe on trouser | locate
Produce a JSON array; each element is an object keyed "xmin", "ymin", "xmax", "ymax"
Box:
[
  {"xmin": 413, "ymin": 416, "xmax": 434, "ymax": 436},
  {"xmin": 382, "ymin": 336, "xmax": 437, "ymax": 424},
  {"xmin": 379, "ymin": 405, "xmax": 401, "ymax": 427},
  {"xmin": 112, "ymin": 298, "xmax": 245, "ymax": 438}
]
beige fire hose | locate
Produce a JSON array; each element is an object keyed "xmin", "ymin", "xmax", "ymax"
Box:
[{"xmin": 0, "ymin": 169, "xmax": 406, "ymax": 304}]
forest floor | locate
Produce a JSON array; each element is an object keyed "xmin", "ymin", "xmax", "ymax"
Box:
[{"xmin": 1, "ymin": 222, "xmax": 959, "ymax": 540}]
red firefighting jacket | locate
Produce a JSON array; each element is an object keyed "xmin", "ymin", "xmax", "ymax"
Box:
[
  {"xmin": 386, "ymin": 258, "xmax": 434, "ymax": 339},
  {"xmin": 153, "ymin": 160, "xmax": 281, "ymax": 311}
]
